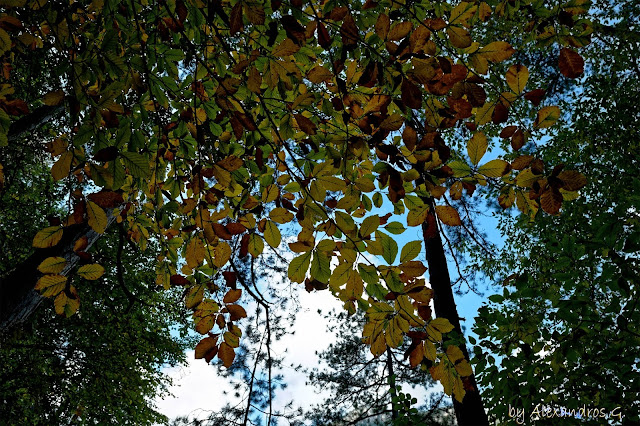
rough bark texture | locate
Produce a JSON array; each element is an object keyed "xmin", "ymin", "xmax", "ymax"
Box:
[
  {"xmin": 0, "ymin": 213, "xmax": 115, "ymax": 334},
  {"xmin": 421, "ymin": 197, "xmax": 489, "ymax": 426},
  {"xmin": 7, "ymin": 104, "xmax": 63, "ymax": 143}
]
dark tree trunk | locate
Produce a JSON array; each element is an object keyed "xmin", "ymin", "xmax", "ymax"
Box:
[
  {"xmin": 421, "ymin": 197, "xmax": 489, "ymax": 426},
  {"xmin": 0, "ymin": 214, "xmax": 115, "ymax": 334}
]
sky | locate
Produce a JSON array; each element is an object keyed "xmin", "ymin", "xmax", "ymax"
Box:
[{"xmin": 155, "ymin": 205, "xmax": 506, "ymax": 424}]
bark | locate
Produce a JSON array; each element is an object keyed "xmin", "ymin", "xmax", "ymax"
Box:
[
  {"xmin": 421, "ymin": 197, "xmax": 489, "ymax": 426},
  {"xmin": 0, "ymin": 211, "xmax": 116, "ymax": 334},
  {"xmin": 7, "ymin": 104, "xmax": 64, "ymax": 143}
]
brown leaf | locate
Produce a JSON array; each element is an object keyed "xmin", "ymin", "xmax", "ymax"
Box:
[
  {"xmin": 223, "ymin": 289, "xmax": 242, "ymax": 303},
  {"xmin": 558, "ymin": 170, "xmax": 587, "ymax": 191},
  {"xmin": 388, "ymin": 21, "xmax": 413, "ymax": 41},
  {"xmin": 499, "ymin": 125, "xmax": 517, "ymax": 139},
  {"xmin": 229, "ymin": 3, "xmax": 243, "ymax": 35},
  {"xmin": 435, "ymin": 205, "xmax": 462, "ymax": 226},
  {"xmin": 524, "ymin": 89, "xmax": 545, "ymax": 106},
  {"xmin": 340, "ymin": 14, "xmax": 359, "ymax": 47},
  {"xmin": 212, "ymin": 223, "xmax": 233, "ymax": 240},
  {"xmin": 540, "ymin": 188, "xmax": 563, "ymax": 215},
  {"xmin": 294, "ymin": 114, "xmax": 317, "ymax": 135},
  {"xmin": 195, "ymin": 335, "xmax": 219, "ymax": 363},
  {"xmin": 227, "ymin": 304, "xmax": 247, "ymax": 321},
  {"xmin": 511, "ymin": 128, "xmax": 526, "ymax": 151},
  {"xmin": 317, "ymin": 21, "xmax": 332, "ymax": 48},
  {"xmin": 87, "ymin": 191, "xmax": 123, "ymax": 208},
  {"xmin": 558, "ymin": 48, "xmax": 584, "ymax": 79},
  {"xmin": 401, "ymin": 78, "xmax": 422, "ymax": 109},
  {"xmin": 375, "ymin": 13, "xmax": 390, "ymax": 40},
  {"xmin": 218, "ymin": 342, "xmax": 235, "ymax": 368}
]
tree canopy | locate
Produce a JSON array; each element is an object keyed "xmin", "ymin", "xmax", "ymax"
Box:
[{"xmin": 1, "ymin": 0, "xmax": 621, "ymax": 423}]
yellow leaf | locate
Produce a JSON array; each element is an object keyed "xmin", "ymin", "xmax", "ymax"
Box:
[
  {"xmin": 388, "ymin": 21, "xmax": 413, "ymax": 41},
  {"xmin": 453, "ymin": 375, "xmax": 466, "ymax": 403},
  {"xmin": 288, "ymin": 251, "xmax": 311, "ymax": 283},
  {"xmin": 505, "ymin": 64, "xmax": 529, "ymax": 94},
  {"xmin": 86, "ymin": 201, "xmax": 108, "ymax": 234},
  {"xmin": 263, "ymin": 220, "xmax": 281, "ymax": 248},
  {"xmin": 447, "ymin": 26, "xmax": 472, "ymax": 49},
  {"xmin": 185, "ymin": 237, "xmax": 205, "ymax": 269},
  {"xmin": 185, "ymin": 284, "xmax": 205, "ymax": 309},
  {"xmin": 211, "ymin": 241, "xmax": 231, "ymax": 268},
  {"xmin": 478, "ymin": 159, "xmax": 509, "ymax": 178},
  {"xmin": 223, "ymin": 289, "xmax": 242, "ymax": 304},
  {"xmin": 446, "ymin": 345, "xmax": 465, "ymax": 363},
  {"xmin": 474, "ymin": 103, "xmax": 494, "ymax": 125},
  {"xmin": 476, "ymin": 41, "xmax": 515, "ymax": 63},
  {"xmin": 316, "ymin": 175, "xmax": 346, "ymax": 192},
  {"xmin": 424, "ymin": 340, "xmax": 437, "ymax": 361},
  {"xmin": 430, "ymin": 317, "xmax": 455, "ymax": 333},
  {"xmin": 77, "ymin": 264, "xmax": 105, "ymax": 280},
  {"xmin": 435, "ymin": 205, "xmax": 462, "ymax": 226},
  {"xmin": 54, "ymin": 286, "xmax": 80, "ymax": 317},
  {"xmin": 32, "ymin": 226, "xmax": 64, "ymax": 248},
  {"xmin": 35, "ymin": 274, "xmax": 66, "ymax": 297},
  {"xmin": 535, "ymin": 106, "xmax": 561, "ymax": 128},
  {"xmin": 38, "ymin": 257, "xmax": 66, "ymax": 274},
  {"xmin": 51, "ymin": 151, "xmax": 73, "ymax": 181},
  {"xmin": 380, "ymin": 114, "xmax": 404, "ymax": 131},
  {"xmin": 466, "ymin": 132, "xmax": 487, "ymax": 166},
  {"xmin": 385, "ymin": 316, "xmax": 404, "ymax": 348},
  {"xmin": 195, "ymin": 108, "xmax": 207, "ymax": 124},
  {"xmin": 269, "ymin": 207, "xmax": 294, "ymax": 224},
  {"xmin": 449, "ymin": 2, "xmax": 477, "ymax": 25},
  {"xmin": 262, "ymin": 184, "xmax": 279, "ymax": 203}
]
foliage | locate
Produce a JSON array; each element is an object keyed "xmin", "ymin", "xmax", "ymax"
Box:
[
  {"xmin": 0, "ymin": 0, "xmax": 591, "ymax": 415},
  {"xmin": 472, "ymin": 1, "xmax": 640, "ymax": 424},
  {"xmin": 0, "ymin": 229, "xmax": 192, "ymax": 425},
  {"xmin": 305, "ymin": 310, "xmax": 455, "ymax": 425}
]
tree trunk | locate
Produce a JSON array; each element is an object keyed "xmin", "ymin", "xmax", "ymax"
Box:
[
  {"xmin": 421, "ymin": 197, "xmax": 489, "ymax": 426},
  {"xmin": 0, "ymin": 213, "xmax": 115, "ymax": 334}
]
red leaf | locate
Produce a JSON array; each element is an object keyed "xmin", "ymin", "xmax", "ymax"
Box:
[
  {"xmin": 317, "ymin": 21, "xmax": 332, "ymax": 49},
  {"xmin": 524, "ymin": 89, "xmax": 545, "ymax": 106},
  {"xmin": 340, "ymin": 14, "xmax": 359, "ymax": 47},
  {"xmin": 401, "ymin": 78, "xmax": 422, "ymax": 109},
  {"xmin": 87, "ymin": 191, "xmax": 123, "ymax": 208},
  {"xmin": 230, "ymin": 3, "xmax": 243, "ymax": 35}
]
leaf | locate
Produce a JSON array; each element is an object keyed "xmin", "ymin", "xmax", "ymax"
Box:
[
  {"xmin": 505, "ymin": 64, "xmax": 529, "ymax": 94},
  {"xmin": 77, "ymin": 264, "xmax": 105, "ymax": 280},
  {"xmin": 466, "ymin": 132, "xmax": 487, "ymax": 166},
  {"xmin": 38, "ymin": 257, "xmax": 67, "ymax": 274},
  {"xmin": 310, "ymin": 251, "xmax": 331, "ymax": 283},
  {"xmin": 0, "ymin": 27, "xmax": 10, "ymax": 56},
  {"xmin": 374, "ymin": 13, "xmax": 390, "ymax": 40},
  {"xmin": 558, "ymin": 48, "xmax": 584, "ymax": 78},
  {"xmin": 211, "ymin": 241, "xmax": 232, "ymax": 268},
  {"xmin": 43, "ymin": 90, "xmax": 65, "ymax": 106},
  {"xmin": 540, "ymin": 188, "xmax": 563, "ymax": 215},
  {"xmin": 535, "ymin": 106, "xmax": 561, "ymax": 128},
  {"xmin": 185, "ymin": 285, "xmax": 205, "ymax": 309},
  {"xmin": 307, "ymin": 65, "xmax": 333, "ymax": 83},
  {"xmin": 229, "ymin": 2, "xmax": 243, "ymax": 35},
  {"xmin": 400, "ymin": 241, "xmax": 422, "ymax": 263},
  {"xmin": 288, "ymin": 251, "xmax": 311, "ymax": 283},
  {"xmin": 227, "ymin": 304, "xmax": 247, "ymax": 320},
  {"xmin": 54, "ymin": 287, "xmax": 80, "ymax": 317},
  {"xmin": 218, "ymin": 342, "xmax": 235, "ymax": 368},
  {"xmin": 120, "ymin": 151, "xmax": 150, "ymax": 178},
  {"xmin": 477, "ymin": 41, "xmax": 515, "ymax": 63},
  {"xmin": 87, "ymin": 191, "xmax": 124, "ymax": 208},
  {"xmin": 51, "ymin": 151, "xmax": 73, "ymax": 181},
  {"xmin": 248, "ymin": 234, "xmax": 264, "ymax": 257},
  {"xmin": 388, "ymin": 21, "xmax": 412, "ymax": 41},
  {"xmin": 272, "ymin": 38, "xmax": 300, "ymax": 57},
  {"xmin": 33, "ymin": 226, "xmax": 63, "ymax": 248},
  {"xmin": 558, "ymin": 170, "xmax": 587, "ymax": 191},
  {"xmin": 269, "ymin": 207, "xmax": 294, "ymax": 224},
  {"xmin": 263, "ymin": 220, "xmax": 281, "ymax": 248},
  {"xmin": 478, "ymin": 159, "xmax": 509, "ymax": 178},
  {"xmin": 447, "ymin": 26, "xmax": 472, "ymax": 49},
  {"xmin": 401, "ymin": 78, "xmax": 422, "ymax": 109},
  {"xmin": 430, "ymin": 317, "xmax": 455, "ymax": 333},
  {"xmin": 185, "ymin": 237, "xmax": 205, "ymax": 269},
  {"xmin": 35, "ymin": 274, "xmax": 66, "ymax": 297},
  {"xmin": 385, "ymin": 222, "xmax": 405, "ymax": 235},
  {"xmin": 294, "ymin": 114, "xmax": 317, "ymax": 135},
  {"xmin": 360, "ymin": 215, "xmax": 379, "ymax": 237},
  {"xmin": 435, "ymin": 205, "xmax": 462, "ymax": 226},
  {"xmin": 380, "ymin": 114, "xmax": 404, "ymax": 131},
  {"xmin": 380, "ymin": 233, "xmax": 398, "ymax": 265},
  {"xmin": 195, "ymin": 335, "xmax": 219, "ymax": 361},
  {"xmin": 223, "ymin": 289, "xmax": 242, "ymax": 304}
]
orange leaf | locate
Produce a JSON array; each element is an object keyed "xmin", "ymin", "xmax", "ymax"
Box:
[
  {"xmin": 223, "ymin": 289, "xmax": 242, "ymax": 304},
  {"xmin": 558, "ymin": 48, "xmax": 584, "ymax": 79},
  {"xmin": 435, "ymin": 205, "xmax": 462, "ymax": 226},
  {"xmin": 218, "ymin": 342, "xmax": 235, "ymax": 368}
]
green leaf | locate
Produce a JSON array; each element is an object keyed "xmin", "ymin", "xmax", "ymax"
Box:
[
  {"xmin": 288, "ymin": 251, "xmax": 312, "ymax": 283},
  {"xmin": 360, "ymin": 215, "xmax": 379, "ymax": 237},
  {"xmin": 385, "ymin": 221, "xmax": 405, "ymax": 234},
  {"xmin": 310, "ymin": 251, "xmax": 331, "ymax": 283},
  {"xmin": 121, "ymin": 151, "xmax": 150, "ymax": 179},
  {"xmin": 263, "ymin": 220, "xmax": 281, "ymax": 247},
  {"xmin": 248, "ymin": 234, "xmax": 264, "ymax": 257},
  {"xmin": 380, "ymin": 232, "xmax": 398, "ymax": 265},
  {"xmin": 358, "ymin": 263, "xmax": 379, "ymax": 286},
  {"xmin": 400, "ymin": 241, "xmax": 422, "ymax": 263}
]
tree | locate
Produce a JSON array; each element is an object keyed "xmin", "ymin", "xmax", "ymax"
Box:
[
  {"xmin": 0, "ymin": 0, "xmax": 591, "ymax": 423},
  {"xmin": 472, "ymin": 2, "xmax": 640, "ymax": 423},
  {"xmin": 305, "ymin": 309, "xmax": 455, "ymax": 425}
]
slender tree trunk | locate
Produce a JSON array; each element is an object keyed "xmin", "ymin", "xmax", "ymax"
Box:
[
  {"xmin": 386, "ymin": 347, "xmax": 399, "ymax": 420},
  {"xmin": 421, "ymin": 196, "xmax": 489, "ymax": 426},
  {"xmin": 0, "ymin": 212, "xmax": 115, "ymax": 334}
]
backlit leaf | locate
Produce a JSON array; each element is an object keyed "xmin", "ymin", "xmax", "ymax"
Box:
[
  {"xmin": 77, "ymin": 264, "xmax": 105, "ymax": 280},
  {"xmin": 400, "ymin": 241, "xmax": 422, "ymax": 263},
  {"xmin": 33, "ymin": 226, "xmax": 64, "ymax": 248},
  {"xmin": 535, "ymin": 106, "xmax": 560, "ymax": 128},
  {"xmin": 466, "ymin": 132, "xmax": 487, "ymax": 166},
  {"xmin": 263, "ymin": 220, "xmax": 281, "ymax": 248},
  {"xmin": 559, "ymin": 48, "xmax": 584, "ymax": 78},
  {"xmin": 288, "ymin": 251, "xmax": 312, "ymax": 283},
  {"xmin": 435, "ymin": 205, "xmax": 462, "ymax": 226},
  {"xmin": 478, "ymin": 159, "xmax": 509, "ymax": 178},
  {"xmin": 38, "ymin": 257, "xmax": 66, "ymax": 274},
  {"xmin": 505, "ymin": 64, "xmax": 529, "ymax": 94}
]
